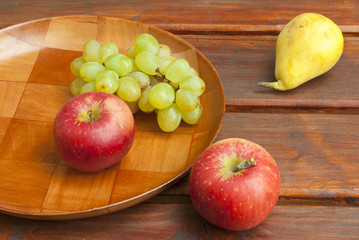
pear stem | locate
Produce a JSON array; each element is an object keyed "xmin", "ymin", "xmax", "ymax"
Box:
[
  {"xmin": 257, "ymin": 82, "xmax": 277, "ymax": 89},
  {"xmin": 236, "ymin": 158, "xmax": 256, "ymax": 172}
]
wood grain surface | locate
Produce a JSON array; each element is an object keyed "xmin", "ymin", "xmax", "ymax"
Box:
[
  {"xmin": 1, "ymin": 0, "xmax": 359, "ymax": 34},
  {"xmin": 1, "ymin": 0, "xmax": 359, "ymax": 239},
  {"xmin": 0, "ymin": 203, "xmax": 358, "ymax": 239}
]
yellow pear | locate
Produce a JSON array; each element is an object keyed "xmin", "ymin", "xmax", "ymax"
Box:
[{"xmin": 258, "ymin": 13, "xmax": 344, "ymax": 91}]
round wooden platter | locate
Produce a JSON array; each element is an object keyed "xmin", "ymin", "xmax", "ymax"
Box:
[{"xmin": 0, "ymin": 15, "xmax": 225, "ymax": 220}]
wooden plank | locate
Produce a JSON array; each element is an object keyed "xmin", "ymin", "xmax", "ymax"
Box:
[
  {"xmin": 159, "ymin": 112, "xmax": 359, "ymax": 205},
  {"xmin": 218, "ymin": 112, "xmax": 359, "ymax": 204},
  {"xmin": 6, "ymin": 32, "xmax": 359, "ymax": 112},
  {"xmin": 2, "ymin": 9, "xmax": 358, "ymax": 111},
  {"xmin": 0, "ymin": 203, "xmax": 358, "ymax": 239},
  {"xmin": 155, "ymin": 23, "xmax": 359, "ymax": 36},
  {"xmin": 177, "ymin": 35, "xmax": 359, "ymax": 111},
  {"xmin": 0, "ymin": 0, "xmax": 359, "ymax": 33}
]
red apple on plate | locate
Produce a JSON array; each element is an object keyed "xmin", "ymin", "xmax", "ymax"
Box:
[
  {"xmin": 53, "ymin": 91, "xmax": 135, "ymax": 173},
  {"xmin": 189, "ymin": 138, "xmax": 280, "ymax": 231}
]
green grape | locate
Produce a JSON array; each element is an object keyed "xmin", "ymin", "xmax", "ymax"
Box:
[
  {"xmin": 70, "ymin": 56, "xmax": 86, "ymax": 77},
  {"xmin": 95, "ymin": 70, "xmax": 119, "ymax": 94},
  {"xmin": 127, "ymin": 71, "xmax": 150, "ymax": 89},
  {"xmin": 158, "ymin": 56, "xmax": 176, "ymax": 76},
  {"xmin": 80, "ymin": 62, "xmax": 106, "ymax": 82},
  {"xmin": 79, "ymin": 82, "xmax": 96, "ymax": 94},
  {"xmin": 149, "ymin": 82, "xmax": 175, "ymax": 109},
  {"xmin": 188, "ymin": 67, "xmax": 199, "ymax": 77},
  {"xmin": 175, "ymin": 89, "xmax": 199, "ymax": 111},
  {"xmin": 135, "ymin": 51, "xmax": 160, "ymax": 75},
  {"xmin": 117, "ymin": 76, "xmax": 141, "ymax": 102},
  {"xmin": 134, "ymin": 33, "xmax": 160, "ymax": 55},
  {"xmin": 157, "ymin": 44, "xmax": 171, "ymax": 57},
  {"xmin": 124, "ymin": 100, "xmax": 139, "ymax": 114},
  {"xmin": 179, "ymin": 75, "xmax": 206, "ymax": 96},
  {"xmin": 83, "ymin": 39, "xmax": 101, "ymax": 62},
  {"xmin": 70, "ymin": 77, "xmax": 87, "ymax": 96},
  {"xmin": 157, "ymin": 103, "xmax": 182, "ymax": 132},
  {"xmin": 149, "ymin": 76, "xmax": 160, "ymax": 86},
  {"xmin": 130, "ymin": 58, "xmax": 140, "ymax": 72},
  {"xmin": 165, "ymin": 59, "xmax": 190, "ymax": 83},
  {"xmin": 127, "ymin": 45, "xmax": 136, "ymax": 58},
  {"xmin": 99, "ymin": 42, "xmax": 119, "ymax": 64},
  {"xmin": 180, "ymin": 103, "xmax": 203, "ymax": 124},
  {"xmin": 138, "ymin": 86, "xmax": 155, "ymax": 113},
  {"xmin": 104, "ymin": 53, "xmax": 132, "ymax": 77}
]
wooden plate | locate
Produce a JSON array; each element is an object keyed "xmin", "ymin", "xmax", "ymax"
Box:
[{"xmin": 0, "ymin": 16, "xmax": 225, "ymax": 220}]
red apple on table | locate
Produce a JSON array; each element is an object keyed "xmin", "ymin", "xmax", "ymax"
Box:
[
  {"xmin": 189, "ymin": 138, "xmax": 280, "ymax": 231},
  {"xmin": 53, "ymin": 91, "xmax": 135, "ymax": 173}
]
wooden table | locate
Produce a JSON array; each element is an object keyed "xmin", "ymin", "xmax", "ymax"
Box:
[{"xmin": 1, "ymin": 1, "xmax": 359, "ymax": 239}]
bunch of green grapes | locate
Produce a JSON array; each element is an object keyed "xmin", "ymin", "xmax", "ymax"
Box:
[{"xmin": 69, "ymin": 34, "xmax": 205, "ymax": 132}]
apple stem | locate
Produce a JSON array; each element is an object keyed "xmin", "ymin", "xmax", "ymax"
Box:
[
  {"xmin": 236, "ymin": 158, "xmax": 256, "ymax": 171},
  {"xmin": 87, "ymin": 110, "xmax": 95, "ymax": 121}
]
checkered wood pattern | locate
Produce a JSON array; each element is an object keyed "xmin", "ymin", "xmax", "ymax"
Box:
[{"xmin": 0, "ymin": 16, "xmax": 224, "ymax": 219}]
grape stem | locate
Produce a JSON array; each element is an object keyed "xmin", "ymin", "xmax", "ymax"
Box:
[{"xmin": 154, "ymin": 68, "xmax": 169, "ymax": 83}]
